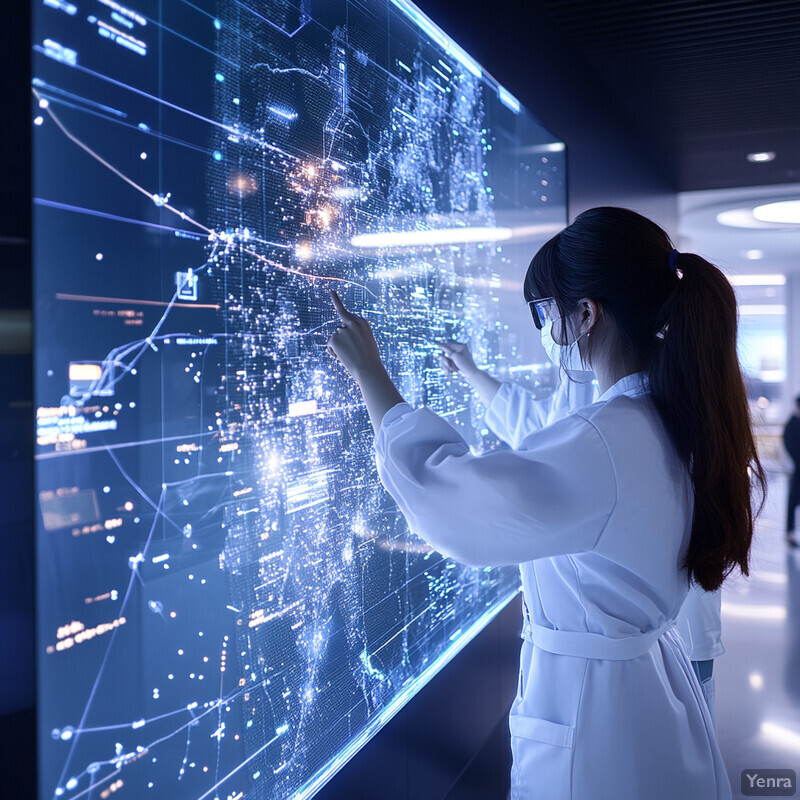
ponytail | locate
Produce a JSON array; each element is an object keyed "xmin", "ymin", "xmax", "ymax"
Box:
[
  {"xmin": 525, "ymin": 207, "xmax": 767, "ymax": 591},
  {"xmin": 649, "ymin": 252, "xmax": 767, "ymax": 590}
]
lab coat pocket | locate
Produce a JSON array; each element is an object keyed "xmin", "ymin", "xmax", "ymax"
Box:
[
  {"xmin": 510, "ymin": 713, "xmax": 574, "ymax": 748},
  {"xmin": 510, "ymin": 714, "xmax": 575, "ymax": 799}
]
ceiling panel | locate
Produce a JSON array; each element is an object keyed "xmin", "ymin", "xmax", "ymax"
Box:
[{"xmin": 535, "ymin": 0, "xmax": 800, "ymax": 190}]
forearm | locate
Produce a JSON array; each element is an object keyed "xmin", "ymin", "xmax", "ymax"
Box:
[
  {"xmin": 461, "ymin": 367, "xmax": 501, "ymax": 407},
  {"xmin": 355, "ymin": 367, "xmax": 405, "ymax": 435}
]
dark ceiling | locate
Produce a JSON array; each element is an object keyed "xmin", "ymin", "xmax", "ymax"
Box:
[{"xmin": 419, "ymin": 0, "xmax": 800, "ymax": 192}]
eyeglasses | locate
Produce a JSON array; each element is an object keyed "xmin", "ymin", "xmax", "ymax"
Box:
[{"xmin": 528, "ymin": 297, "xmax": 559, "ymax": 330}]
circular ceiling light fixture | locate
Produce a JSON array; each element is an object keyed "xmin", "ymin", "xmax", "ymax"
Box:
[
  {"xmin": 752, "ymin": 200, "xmax": 800, "ymax": 224},
  {"xmin": 747, "ymin": 152, "xmax": 776, "ymax": 163}
]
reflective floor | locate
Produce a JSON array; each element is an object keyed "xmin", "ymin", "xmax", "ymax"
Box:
[{"xmin": 716, "ymin": 468, "xmax": 800, "ymax": 797}]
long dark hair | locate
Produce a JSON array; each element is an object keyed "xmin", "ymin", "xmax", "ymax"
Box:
[{"xmin": 525, "ymin": 207, "xmax": 767, "ymax": 591}]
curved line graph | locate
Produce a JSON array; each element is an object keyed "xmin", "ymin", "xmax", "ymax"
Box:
[{"xmin": 32, "ymin": 86, "xmax": 378, "ymax": 299}]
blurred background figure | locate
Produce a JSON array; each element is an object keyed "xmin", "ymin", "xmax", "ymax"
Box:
[{"xmin": 784, "ymin": 395, "xmax": 800, "ymax": 548}]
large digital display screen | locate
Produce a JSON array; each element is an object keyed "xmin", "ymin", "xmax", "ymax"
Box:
[{"xmin": 33, "ymin": 1, "xmax": 566, "ymax": 797}]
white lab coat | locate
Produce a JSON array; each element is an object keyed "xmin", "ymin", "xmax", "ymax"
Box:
[
  {"xmin": 483, "ymin": 375, "xmax": 726, "ymax": 660},
  {"xmin": 374, "ymin": 372, "xmax": 731, "ymax": 799}
]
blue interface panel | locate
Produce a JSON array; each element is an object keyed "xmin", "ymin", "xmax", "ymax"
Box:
[{"xmin": 33, "ymin": 1, "xmax": 566, "ymax": 798}]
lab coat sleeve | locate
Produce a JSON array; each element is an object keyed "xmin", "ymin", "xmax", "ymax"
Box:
[
  {"xmin": 374, "ymin": 402, "xmax": 617, "ymax": 567},
  {"xmin": 484, "ymin": 375, "xmax": 598, "ymax": 450},
  {"xmin": 484, "ymin": 382, "xmax": 558, "ymax": 448}
]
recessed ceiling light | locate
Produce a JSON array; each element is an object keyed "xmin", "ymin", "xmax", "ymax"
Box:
[
  {"xmin": 747, "ymin": 151, "xmax": 776, "ymax": 163},
  {"xmin": 753, "ymin": 200, "xmax": 800, "ymax": 224},
  {"xmin": 717, "ymin": 209, "xmax": 763, "ymax": 227},
  {"xmin": 744, "ymin": 250, "xmax": 764, "ymax": 260}
]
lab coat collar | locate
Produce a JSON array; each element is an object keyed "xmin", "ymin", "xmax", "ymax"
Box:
[{"xmin": 597, "ymin": 372, "xmax": 649, "ymax": 402}]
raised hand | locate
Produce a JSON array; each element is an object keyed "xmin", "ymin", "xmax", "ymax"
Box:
[
  {"xmin": 436, "ymin": 340, "xmax": 479, "ymax": 377},
  {"xmin": 436, "ymin": 340, "xmax": 501, "ymax": 406},
  {"xmin": 326, "ymin": 291, "xmax": 383, "ymax": 380}
]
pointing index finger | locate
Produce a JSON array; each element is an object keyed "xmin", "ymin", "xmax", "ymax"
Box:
[{"xmin": 330, "ymin": 290, "xmax": 354, "ymax": 322}]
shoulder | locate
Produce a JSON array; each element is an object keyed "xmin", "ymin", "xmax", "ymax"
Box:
[
  {"xmin": 573, "ymin": 394, "xmax": 674, "ymax": 461},
  {"xmin": 573, "ymin": 393, "xmax": 652, "ymax": 432}
]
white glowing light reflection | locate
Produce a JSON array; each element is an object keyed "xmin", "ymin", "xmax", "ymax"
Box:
[
  {"xmin": 727, "ymin": 274, "xmax": 785, "ymax": 286},
  {"xmin": 761, "ymin": 721, "xmax": 800, "ymax": 752},
  {"xmin": 753, "ymin": 200, "xmax": 800, "ymax": 223},
  {"xmin": 720, "ymin": 601, "xmax": 786, "ymax": 620},
  {"xmin": 738, "ymin": 305, "xmax": 786, "ymax": 315},
  {"xmin": 351, "ymin": 223, "xmax": 560, "ymax": 249}
]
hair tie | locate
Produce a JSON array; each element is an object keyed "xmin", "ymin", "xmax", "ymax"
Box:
[{"xmin": 668, "ymin": 249, "xmax": 679, "ymax": 274}]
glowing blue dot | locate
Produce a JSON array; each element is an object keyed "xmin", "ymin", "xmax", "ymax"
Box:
[
  {"xmin": 213, "ymin": 18, "xmax": 221, "ymax": 30},
  {"xmin": 66, "ymin": 778, "xmax": 78, "ymax": 790},
  {"xmin": 213, "ymin": 151, "xmax": 222, "ymax": 161},
  {"xmin": 215, "ymin": 72, "xmax": 225, "ymax": 82}
]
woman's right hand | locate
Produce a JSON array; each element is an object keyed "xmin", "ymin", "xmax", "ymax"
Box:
[{"xmin": 436, "ymin": 341, "xmax": 479, "ymax": 377}]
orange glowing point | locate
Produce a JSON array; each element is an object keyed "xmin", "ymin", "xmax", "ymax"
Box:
[
  {"xmin": 69, "ymin": 363, "xmax": 103, "ymax": 382},
  {"xmin": 227, "ymin": 172, "xmax": 258, "ymax": 197}
]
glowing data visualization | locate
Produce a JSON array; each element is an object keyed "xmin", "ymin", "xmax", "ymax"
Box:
[{"xmin": 33, "ymin": 1, "xmax": 566, "ymax": 798}]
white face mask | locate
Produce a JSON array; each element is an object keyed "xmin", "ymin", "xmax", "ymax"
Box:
[{"xmin": 541, "ymin": 317, "xmax": 591, "ymax": 372}]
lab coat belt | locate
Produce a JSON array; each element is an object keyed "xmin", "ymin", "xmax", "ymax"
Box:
[{"xmin": 523, "ymin": 620, "xmax": 676, "ymax": 660}]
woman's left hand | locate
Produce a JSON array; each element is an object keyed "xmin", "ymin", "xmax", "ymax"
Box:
[{"xmin": 327, "ymin": 291, "xmax": 385, "ymax": 382}]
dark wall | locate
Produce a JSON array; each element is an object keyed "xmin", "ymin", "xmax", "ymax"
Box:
[
  {"xmin": 0, "ymin": 0, "xmax": 34, "ymax": 717},
  {"xmin": 0, "ymin": 3, "xmax": 35, "ymax": 798},
  {"xmin": 418, "ymin": 0, "xmax": 679, "ymax": 233}
]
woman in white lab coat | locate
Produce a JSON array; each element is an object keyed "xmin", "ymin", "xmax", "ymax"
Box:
[
  {"xmin": 326, "ymin": 207, "xmax": 767, "ymax": 799},
  {"xmin": 437, "ymin": 342, "xmax": 724, "ymax": 724}
]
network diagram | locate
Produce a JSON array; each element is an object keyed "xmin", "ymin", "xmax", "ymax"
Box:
[{"xmin": 33, "ymin": 1, "xmax": 566, "ymax": 798}]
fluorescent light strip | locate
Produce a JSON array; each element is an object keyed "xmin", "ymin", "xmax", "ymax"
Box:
[
  {"xmin": 720, "ymin": 601, "xmax": 786, "ymax": 620},
  {"xmin": 449, "ymin": 43, "xmax": 482, "ymax": 78},
  {"xmin": 390, "ymin": 0, "xmax": 481, "ymax": 77},
  {"xmin": 353, "ymin": 227, "xmax": 510, "ymax": 247},
  {"xmin": 498, "ymin": 86, "xmax": 520, "ymax": 113},
  {"xmin": 727, "ymin": 274, "xmax": 785, "ymax": 286},
  {"xmin": 390, "ymin": 0, "xmax": 448, "ymax": 49},
  {"xmin": 351, "ymin": 223, "xmax": 562, "ymax": 249},
  {"xmin": 738, "ymin": 305, "xmax": 786, "ymax": 315}
]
